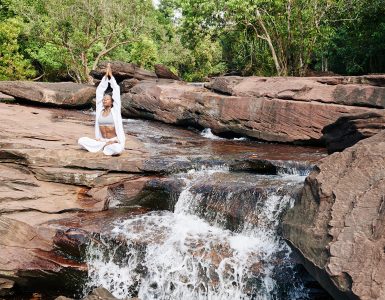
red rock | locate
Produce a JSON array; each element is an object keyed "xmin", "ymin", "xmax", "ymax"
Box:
[
  {"xmin": 208, "ymin": 76, "xmax": 385, "ymax": 108},
  {"xmin": 0, "ymin": 103, "xmax": 152, "ymax": 294},
  {"xmin": 155, "ymin": 64, "xmax": 180, "ymax": 80},
  {"xmin": 119, "ymin": 78, "xmax": 140, "ymax": 93},
  {"xmin": 122, "ymin": 80, "xmax": 383, "ymax": 144},
  {"xmin": 0, "ymin": 217, "xmax": 87, "ymax": 289},
  {"xmin": 91, "ymin": 61, "xmax": 157, "ymax": 81},
  {"xmin": 283, "ymin": 130, "xmax": 385, "ymax": 300},
  {"xmin": 0, "ymin": 81, "xmax": 95, "ymax": 107},
  {"xmin": 322, "ymin": 112, "xmax": 385, "ymax": 152}
]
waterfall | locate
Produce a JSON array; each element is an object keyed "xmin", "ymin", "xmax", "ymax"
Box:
[{"xmin": 84, "ymin": 166, "xmax": 308, "ymax": 299}]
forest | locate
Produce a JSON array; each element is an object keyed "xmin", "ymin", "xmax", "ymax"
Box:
[{"xmin": 0, "ymin": 0, "xmax": 384, "ymax": 83}]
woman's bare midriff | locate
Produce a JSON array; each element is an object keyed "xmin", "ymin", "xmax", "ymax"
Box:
[{"xmin": 99, "ymin": 126, "xmax": 117, "ymax": 139}]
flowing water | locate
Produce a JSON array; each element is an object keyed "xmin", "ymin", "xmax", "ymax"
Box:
[
  {"xmin": 84, "ymin": 167, "xmax": 309, "ymax": 300},
  {"xmin": 78, "ymin": 114, "xmax": 327, "ymax": 299}
]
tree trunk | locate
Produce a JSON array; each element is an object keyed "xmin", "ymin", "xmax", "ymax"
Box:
[
  {"xmin": 79, "ymin": 52, "xmax": 94, "ymax": 84},
  {"xmin": 255, "ymin": 9, "xmax": 283, "ymax": 75}
]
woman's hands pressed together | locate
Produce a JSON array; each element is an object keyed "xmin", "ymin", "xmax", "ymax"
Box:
[{"xmin": 106, "ymin": 63, "xmax": 112, "ymax": 79}]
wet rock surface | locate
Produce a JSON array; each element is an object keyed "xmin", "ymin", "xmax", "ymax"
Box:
[
  {"xmin": 0, "ymin": 216, "xmax": 87, "ymax": 294},
  {"xmin": 0, "ymin": 101, "xmax": 327, "ymax": 297},
  {"xmin": 183, "ymin": 172, "xmax": 304, "ymax": 231},
  {"xmin": 2, "ymin": 74, "xmax": 384, "ymax": 299},
  {"xmin": 283, "ymin": 130, "xmax": 385, "ymax": 299}
]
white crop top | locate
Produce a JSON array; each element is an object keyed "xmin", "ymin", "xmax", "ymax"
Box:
[{"xmin": 98, "ymin": 111, "xmax": 114, "ymax": 126}]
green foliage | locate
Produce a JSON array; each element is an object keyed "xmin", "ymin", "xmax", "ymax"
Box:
[
  {"xmin": 1, "ymin": 0, "xmax": 385, "ymax": 82},
  {"xmin": 325, "ymin": 0, "xmax": 385, "ymax": 74},
  {"xmin": 8, "ymin": 0, "xmax": 158, "ymax": 82},
  {"xmin": 26, "ymin": 41, "xmax": 69, "ymax": 80},
  {"xmin": 220, "ymin": 29, "xmax": 275, "ymax": 76},
  {"xmin": 129, "ymin": 36, "xmax": 159, "ymax": 69},
  {"xmin": 0, "ymin": 0, "xmax": 14, "ymax": 20},
  {"xmin": 0, "ymin": 17, "xmax": 36, "ymax": 80},
  {"xmin": 173, "ymin": 0, "xmax": 341, "ymax": 76},
  {"xmin": 181, "ymin": 37, "xmax": 226, "ymax": 81}
]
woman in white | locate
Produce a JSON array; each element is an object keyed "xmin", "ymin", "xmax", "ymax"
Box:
[{"xmin": 78, "ymin": 63, "xmax": 125, "ymax": 155}]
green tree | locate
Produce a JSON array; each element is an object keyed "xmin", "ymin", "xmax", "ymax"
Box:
[
  {"xmin": 172, "ymin": 0, "xmax": 340, "ymax": 76},
  {"xmin": 10, "ymin": 0, "xmax": 157, "ymax": 82},
  {"xmin": 0, "ymin": 0, "xmax": 14, "ymax": 20},
  {"xmin": 129, "ymin": 36, "xmax": 159, "ymax": 69},
  {"xmin": 325, "ymin": 0, "xmax": 385, "ymax": 74},
  {"xmin": 181, "ymin": 37, "xmax": 226, "ymax": 81},
  {"xmin": 157, "ymin": 0, "xmax": 226, "ymax": 80},
  {"xmin": 0, "ymin": 17, "xmax": 36, "ymax": 80}
]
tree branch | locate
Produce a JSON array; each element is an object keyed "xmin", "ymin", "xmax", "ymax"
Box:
[{"xmin": 92, "ymin": 39, "xmax": 135, "ymax": 71}]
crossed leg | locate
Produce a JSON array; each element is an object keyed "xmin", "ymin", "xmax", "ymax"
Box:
[
  {"xmin": 78, "ymin": 137, "xmax": 105, "ymax": 153},
  {"xmin": 78, "ymin": 137, "xmax": 124, "ymax": 156},
  {"xmin": 102, "ymin": 143, "xmax": 124, "ymax": 156}
]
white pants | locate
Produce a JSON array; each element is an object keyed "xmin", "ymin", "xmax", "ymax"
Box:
[{"xmin": 78, "ymin": 137, "xmax": 124, "ymax": 156}]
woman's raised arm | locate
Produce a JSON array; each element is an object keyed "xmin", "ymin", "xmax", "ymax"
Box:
[
  {"xmin": 108, "ymin": 75, "xmax": 121, "ymax": 111},
  {"xmin": 95, "ymin": 75, "xmax": 109, "ymax": 109},
  {"xmin": 96, "ymin": 63, "xmax": 111, "ymax": 109}
]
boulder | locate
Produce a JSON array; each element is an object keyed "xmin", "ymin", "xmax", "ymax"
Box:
[
  {"xmin": 119, "ymin": 78, "xmax": 140, "ymax": 93},
  {"xmin": 91, "ymin": 61, "xmax": 157, "ymax": 81},
  {"xmin": 282, "ymin": 130, "xmax": 385, "ymax": 300},
  {"xmin": 206, "ymin": 76, "xmax": 385, "ymax": 108},
  {"xmin": 121, "ymin": 80, "xmax": 383, "ymax": 144},
  {"xmin": 154, "ymin": 64, "xmax": 180, "ymax": 80},
  {"xmin": 82, "ymin": 287, "xmax": 118, "ymax": 300},
  {"xmin": 204, "ymin": 76, "xmax": 243, "ymax": 95},
  {"xmin": 0, "ymin": 92, "xmax": 14, "ymax": 102},
  {"xmin": 314, "ymin": 74, "xmax": 385, "ymax": 86},
  {"xmin": 0, "ymin": 278, "xmax": 15, "ymax": 296},
  {"xmin": 0, "ymin": 217, "xmax": 87, "ymax": 289},
  {"xmin": 55, "ymin": 287, "xmax": 140, "ymax": 300},
  {"xmin": 0, "ymin": 82, "xmax": 95, "ymax": 107},
  {"xmin": 322, "ymin": 112, "xmax": 385, "ymax": 153}
]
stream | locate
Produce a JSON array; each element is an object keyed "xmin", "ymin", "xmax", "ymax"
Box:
[{"xmin": 81, "ymin": 116, "xmax": 328, "ymax": 299}]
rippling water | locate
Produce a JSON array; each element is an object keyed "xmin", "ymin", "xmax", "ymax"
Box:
[{"xmin": 84, "ymin": 166, "xmax": 309, "ymax": 299}]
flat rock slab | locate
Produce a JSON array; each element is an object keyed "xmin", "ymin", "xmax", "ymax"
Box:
[
  {"xmin": 283, "ymin": 130, "xmax": 385, "ymax": 300},
  {"xmin": 0, "ymin": 103, "xmax": 150, "ymax": 223},
  {"xmin": 0, "ymin": 163, "xmax": 102, "ymax": 214},
  {"xmin": 206, "ymin": 75, "xmax": 385, "ymax": 108},
  {"xmin": 122, "ymin": 80, "xmax": 384, "ymax": 144},
  {"xmin": 0, "ymin": 81, "xmax": 96, "ymax": 107}
]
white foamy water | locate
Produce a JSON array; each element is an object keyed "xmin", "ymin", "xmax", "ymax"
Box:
[
  {"xmin": 233, "ymin": 137, "xmax": 248, "ymax": 141},
  {"xmin": 85, "ymin": 167, "xmax": 308, "ymax": 299},
  {"xmin": 200, "ymin": 128, "xmax": 224, "ymax": 140},
  {"xmin": 274, "ymin": 160, "xmax": 314, "ymax": 176}
]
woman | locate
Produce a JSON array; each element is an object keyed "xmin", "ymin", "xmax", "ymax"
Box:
[{"xmin": 78, "ymin": 63, "xmax": 125, "ymax": 155}]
